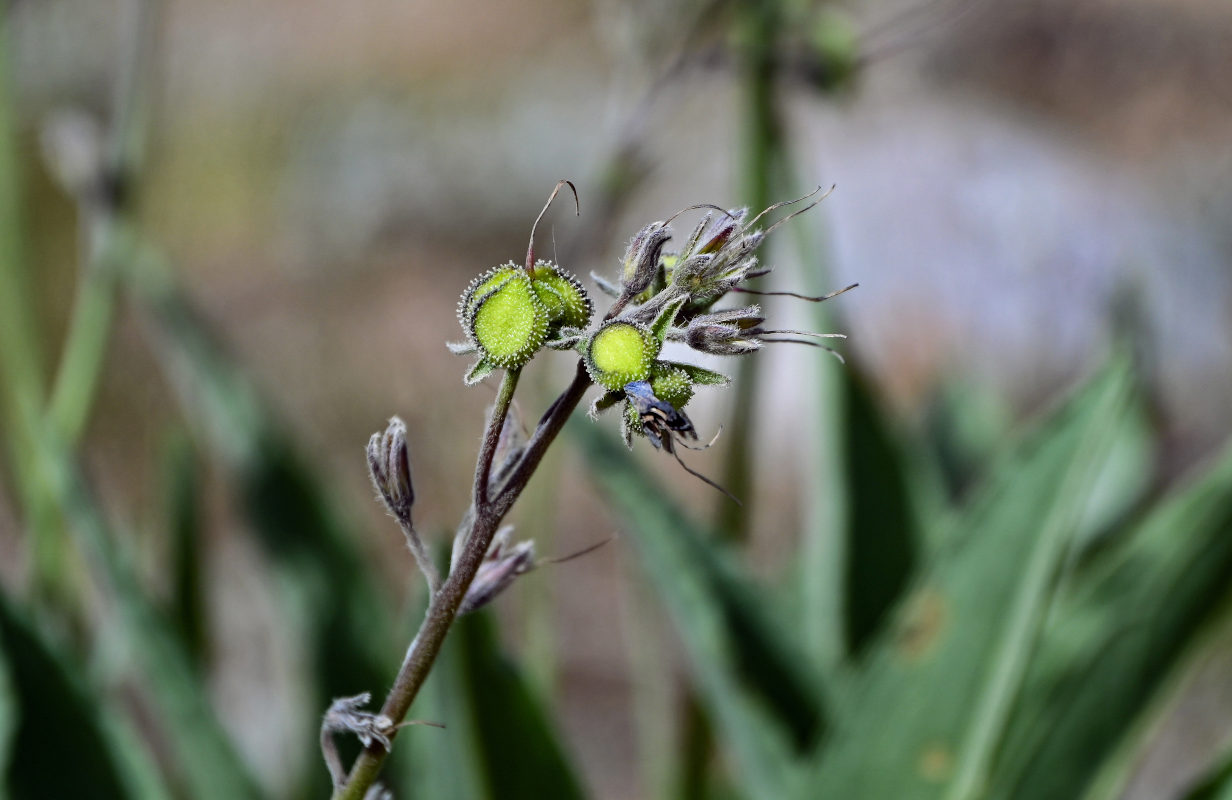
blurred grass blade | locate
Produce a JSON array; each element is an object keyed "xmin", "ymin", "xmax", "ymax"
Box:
[
  {"xmin": 842, "ymin": 367, "xmax": 920, "ymax": 656},
  {"xmin": 0, "ymin": 589, "xmax": 162, "ymax": 799},
  {"xmin": 162, "ymin": 430, "xmax": 208, "ymax": 668},
  {"xmin": 34, "ymin": 434, "xmax": 263, "ymax": 800},
  {"xmin": 1185, "ymin": 747, "xmax": 1232, "ymax": 800},
  {"xmin": 986, "ymin": 437, "xmax": 1232, "ymax": 800},
  {"xmin": 457, "ymin": 611, "xmax": 586, "ymax": 799},
  {"xmin": 0, "ymin": 604, "xmax": 15, "ymax": 789},
  {"xmin": 122, "ymin": 248, "xmax": 398, "ymax": 792},
  {"xmin": 790, "ymin": 200, "xmax": 925, "ymax": 671},
  {"xmin": 406, "ymin": 611, "xmax": 587, "ymax": 800},
  {"xmin": 578, "ymin": 420, "xmax": 823, "ymax": 799},
  {"xmin": 812, "ymin": 354, "xmax": 1133, "ymax": 799}
]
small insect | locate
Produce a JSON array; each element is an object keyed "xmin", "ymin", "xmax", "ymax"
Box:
[
  {"xmin": 623, "ymin": 380, "xmax": 696, "ymax": 449},
  {"xmin": 622, "ymin": 380, "xmax": 739, "ymax": 504}
]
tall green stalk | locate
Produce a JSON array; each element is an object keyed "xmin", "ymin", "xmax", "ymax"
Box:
[
  {"xmin": 717, "ymin": 0, "xmax": 785, "ymax": 541},
  {"xmin": 0, "ymin": 19, "xmax": 66, "ymax": 609},
  {"xmin": 679, "ymin": 2, "xmax": 787, "ymax": 795}
]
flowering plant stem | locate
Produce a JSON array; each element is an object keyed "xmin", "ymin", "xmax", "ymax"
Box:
[{"xmin": 334, "ymin": 363, "xmax": 592, "ymax": 799}]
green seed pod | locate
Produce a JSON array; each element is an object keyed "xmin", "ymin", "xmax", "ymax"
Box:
[
  {"xmin": 459, "ymin": 265, "xmax": 549, "ymax": 369},
  {"xmin": 650, "ymin": 363, "xmax": 694, "ymax": 410},
  {"xmin": 529, "ymin": 260, "xmax": 593, "ymax": 329},
  {"xmin": 584, "ymin": 320, "xmax": 659, "ymax": 391},
  {"xmin": 622, "ymin": 398, "xmax": 645, "ymax": 444},
  {"xmin": 460, "ymin": 264, "xmax": 521, "ymax": 320}
]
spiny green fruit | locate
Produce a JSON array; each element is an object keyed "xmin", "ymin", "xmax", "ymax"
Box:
[
  {"xmin": 650, "ymin": 363, "xmax": 694, "ymax": 410},
  {"xmin": 623, "ymin": 398, "xmax": 645, "ymax": 440},
  {"xmin": 459, "ymin": 264, "xmax": 549, "ymax": 369},
  {"xmin": 461, "ymin": 264, "xmax": 520, "ymax": 319},
  {"xmin": 585, "ymin": 320, "xmax": 659, "ymax": 391},
  {"xmin": 529, "ymin": 260, "xmax": 593, "ymax": 329}
]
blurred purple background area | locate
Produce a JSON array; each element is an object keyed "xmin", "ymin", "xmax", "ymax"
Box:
[{"xmin": 3, "ymin": 1, "xmax": 1231, "ymax": 797}]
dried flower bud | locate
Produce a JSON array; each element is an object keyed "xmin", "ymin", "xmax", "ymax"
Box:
[
  {"xmin": 695, "ymin": 209, "xmax": 746, "ymax": 254},
  {"xmin": 322, "ymin": 693, "xmax": 397, "ymax": 752},
  {"xmin": 685, "ymin": 323, "xmax": 762, "ymax": 355},
  {"xmin": 680, "ymin": 306, "xmax": 767, "ymax": 356},
  {"xmin": 621, "ymin": 222, "xmax": 671, "ymax": 297},
  {"xmin": 584, "ymin": 320, "xmax": 660, "ymax": 391},
  {"xmin": 459, "ymin": 527, "xmax": 536, "ymax": 614},
  {"xmin": 367, "ymin": 417, "xmax": 414, "ymax": 523}
]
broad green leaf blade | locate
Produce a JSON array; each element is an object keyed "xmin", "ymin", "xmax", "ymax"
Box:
[
  {"xmin": 987, "ymin": 438, "xmax": 1232, "ymax": 800},
  {"xmin": 406, "ymin": 611, "xmax": 586, "ymax": 800},
  {"xmin": 812, "ymin": 356, "xmax": 1133, "ymax": 799},
  {"xmin": 458, "ymin": 612, "xmax": 586, "ymax": 799},
  {"xmin": 0, "ymin": 590, "xmax": 152, "ymax": 800},
  {"xmin": 402, "ymin": 619, "xmax": 489, "ymax": 800},
  {"xmin": 842, "ymin": 367, "xmax": 919, "ymax": 656},
  {"xmin": 920, "ymin": 378, "xmax": 1012, "ymax": 505},
  {"xmin": 578, "ymin": 421, "xmax": 824, "ymax": 799}
]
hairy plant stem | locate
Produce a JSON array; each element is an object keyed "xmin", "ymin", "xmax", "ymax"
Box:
[
  {"xmin": 334, "ymin": 363, "xmax": 592, "ymax": 800},
  {"xmin": 397, "ymin": 518, "xmax": 441, "ymax": 596}
]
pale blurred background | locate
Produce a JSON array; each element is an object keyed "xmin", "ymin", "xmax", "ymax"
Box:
[{"xmin": 2, "ymin": 0, "xmax": 1231, "ymax": 798}]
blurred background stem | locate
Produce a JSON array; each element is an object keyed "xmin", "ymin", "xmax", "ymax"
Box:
[
  {"xmin": 676, "ymin": 2, "xmax": 789, "ymax": 795},
  {"xmin": 717, "ymin": 0, "xmax": 786, "ymax": 542},
  {"xmin": 48, "ymin": 0, "xmax": 159, "ymax": 447},
  {"xmin": 0, "ymin": 0, "xmax": 160, "ymax": 617},
  {"xmin": 0, "ymin": 18, "xmax": 66, "ymax": 613}
]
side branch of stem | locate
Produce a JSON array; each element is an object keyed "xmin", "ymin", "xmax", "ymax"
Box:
[{"xmin": 335, "ymin": 361, "xmax": 592, "ymax": 800}]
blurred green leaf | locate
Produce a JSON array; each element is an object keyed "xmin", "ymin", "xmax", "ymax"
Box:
[
  {"xmin": 987, "ymin": 437, "xmax": 1232, "ymax": 800},
  {"xmin": 162, "ymin": 431, "xmax": 208, "ymax": 668},
  {"xmin": 0, "ymin": 590, "xmax": 150, "ymax": 799},
  {"xmin": 842, "ymin": 366, "xmax": 920, "ymax": 656},
  {"xmin": 124, "ymin": 260, "xmax": 398, "ymax": 794},
  {"xmin": 406, "ymin": 611, "xmax": 586, "ymax": 800},
  {"xmin": 812, "ymin": 355, "xmax": 1133, "ymax": 799},
  {"xmin": 578, "ymin": 420, "xmax": 824, "ymax": 798},
  {"xmin": 1185, "ymin": 747, "xmax": 1232, "ymax": 800},
  {"xmin": 0, "ymin": 606, "xmax": 15, "ymax": 788},
  {"xmin": 36, "ymin": 434, "xmax": 263, "ymax": 800},
  {"xmin": 920, "ymin": 378, "xmax": 1012, "ymax": 505}
]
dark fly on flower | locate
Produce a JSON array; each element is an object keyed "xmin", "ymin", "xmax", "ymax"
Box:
[
  {"xmin": 623, "ymin": 380, "xmax": 695, "ymax": 447},
  {"xmin": 622, "ymin": 381, "xmax": 740, "ymax": 505}
]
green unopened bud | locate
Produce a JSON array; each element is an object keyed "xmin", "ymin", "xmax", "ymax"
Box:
[
  {"xmin": 584, "ymin": 320, "xmax": 659, "ymax": 391},
  {"xmin": 529, "ymin": 260, "xmax": 593, "ymax": 329},
  {"xmin": 458, "ymin": 263, "xmax": 549, "ymax": 369},
  {"xmin": 650, "ymin": 363, "xmax": 694, "ymax": 410}
]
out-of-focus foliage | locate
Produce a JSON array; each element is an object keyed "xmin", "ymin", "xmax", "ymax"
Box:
[
  {"xmin": 3, "ymin": 0, "xmax": 1232, "ymax": 798},
  {"xmin": 582, "ymin": 347, "xmax": 1232, "ymax": 800},
  {"xmin": 406, "ymin": 611, "xmax": 588, "ymax": 800}
]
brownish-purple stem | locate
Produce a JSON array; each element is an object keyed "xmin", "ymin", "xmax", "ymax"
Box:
[{"xmin": 333, "ymin": 363, "xmax": 592, "ymax": 800}]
